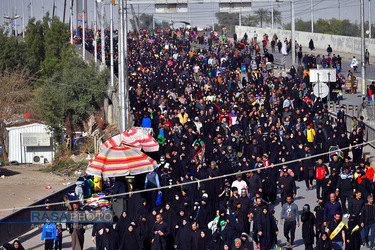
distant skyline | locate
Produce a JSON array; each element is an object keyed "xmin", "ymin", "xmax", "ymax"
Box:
[{"xmin": 1, "ymin": 0, "xmax": 372, "ymax": 32}]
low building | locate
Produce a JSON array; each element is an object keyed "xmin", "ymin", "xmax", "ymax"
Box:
[{"xmin": 5, "ymin": 122, "xmax": 54, "ymax": 164}]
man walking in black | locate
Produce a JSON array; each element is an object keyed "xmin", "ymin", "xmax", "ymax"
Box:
[{"xmin": 279, "ymin": 169, "xmax": 297, "ymax": 205}]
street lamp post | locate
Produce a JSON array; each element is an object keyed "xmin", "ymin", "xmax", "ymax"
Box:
[
  {"xmin": 361, "ymin": 0, "xmax": 366, "ymax": 101},
  {"xmin": 83, "ymin": 0, "xmax": 86, "ymax": 61},
  {"xmin": 94, "ymin": 0, "xmax": 98, "ymax": 65},
  {"xmin": 291, "ymin": 0, "xmax": 295, "ymax": 66},
  {"xmin": 119, "ymin": 0, "xmax": 129, "ymax": 131}
]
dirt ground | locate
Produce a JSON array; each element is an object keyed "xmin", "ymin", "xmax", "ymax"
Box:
[{"xmin": 0, "ymin": 164, "xmax": 72, "ymax": 218}]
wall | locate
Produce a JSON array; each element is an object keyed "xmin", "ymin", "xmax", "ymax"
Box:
[
  {"xmin": 6, "ymin": 123, "xmax": 54, "ymax": 164},
  {"xmin": 0, "ymin": 184, "xmax": 76, "ymax": 246},
  {"xmin": 235, "ymin": 26, "xmax": 375, "ymax": 55}
]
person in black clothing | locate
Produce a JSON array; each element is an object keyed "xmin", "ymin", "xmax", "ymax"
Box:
[
  {"xmin": 115, "ymin": 210, "xmax": 134, "ymax": 247},
  {"xmin": 238, "ymin": 189, "xmax": 251, "ymax": 234},
  {"xmin": 249, "ymin": 197, "xmax": 264, "ymax": 248},
  {"xmin": 361, "ymin": 195, "xmax": 375, "ymax": 248},
  {"xmin": 257, "ymin": 206, "xmax": 278, "ymax": 250},
  {"xmin": 349, "ymin": 191, "xmax": 365, "ymax": 220},
  {"xmin": 278, "ymin": 169, "xmax": 297, "ymax": 205},
  {"xmin": 92, "ymin": 208, "xmax": 108, "ymax": 248},
  {"xmin": 175, "ymin": 218, "xmax": 192, "ymax": 250},
  {"xmin": 263, "ymin": 163, "xmax": 279, "ymax": 204},
  {"xmin": 197, "ymin": 230, "xmax": 210, "ymax": 250},
  {"xmin": 346, "ymin": 215, "xmax": 363, "ymax": 250},
  {"xmin": 316, "ymin": 232, "xmax": 332, "ymax": 250},
  {"xmin": 97, "ymin": 225, "xmax": 119, "ymax": 250},
  {"xmin": 245, "ymin": 171, "xmax": 262, "ymax": 199},
  {"xmin": 239, "ymin": 232, "xmax": 253, "ymax": 250},
  {"xmin": 314, "ymin": 197, "xmax": 325, "ymax": 243},
  {"xmin": 12, "ymin": 240, "xmax": 25, "ymax": 250},
  {"xmin": 302, "ymin": 145, "xmax": 315, "ymax": 191},
  {"xmin": 151, "ymin": 214, "xmax": 170, "ymax": 250},
  {"xmin": 1, "ymin": 243, "xmax": 12, "ymax": 250},
  {"xmin": 190, "ymin": 222, "xmax": 200, "ymax": 250},
  {"xmin": 207, "ymin": 232, "xmax": 223, "ymax": 250},
  {"xmin": 121, "ymin": 224, "xmax": 143, "ymax": 250},
  {"xmin": 309, "ymin": 39, "xmax": 315, "ymax": 50},
  {"xmin": 301, "ymin": 204, "xmax": 315, "ymax": 250},
  {"xmin": 355, "ymin": 171, "xmax": 372, "ymax": 201},
  {"xmin": 329, "ymin": 155, "xmax": 343, "ymax": 175},
  {"xmin": 336, "ymin": 166, "xmax": 354, "ymax": 216},
  {"xmin": 327, "ymin": 212, "xmax": 346, "ymax": 249}
]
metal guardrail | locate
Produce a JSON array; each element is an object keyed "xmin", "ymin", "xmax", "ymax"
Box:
[
  {"xmin": 366, "ymin": 102, "xmax": 375, "ymax": 121},
  {"xmin": 328, "ymin": 102, "xmax": 375, "ymax": 149},
  {"xmin": 0, "ymin": 184, "xmax": 76, "ymax": 246}
]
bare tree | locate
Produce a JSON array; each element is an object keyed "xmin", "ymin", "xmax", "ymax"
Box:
[{"xmin": 0, "ymin": 70, "xmax": 33, "ymax": 160}]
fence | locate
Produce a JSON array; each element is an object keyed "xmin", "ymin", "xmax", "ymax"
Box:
[
  {"xmin": 235, "ymin": 26, "xmax": 375, "ymax": 58},
  {"xmin": 328, "ymin": 102, "xmax": 375, "ymax": 149},
  {"xmin": 0, "ymin": 184, "xmax": 76, "ymax": 246}
]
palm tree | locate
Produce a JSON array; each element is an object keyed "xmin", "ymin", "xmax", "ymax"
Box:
[
  {"xmin": 254, "ymin": 8, "xmax": 270, "ymax": 27},
  {"xmin": 242, "ymin": 14, "xmax": 257, "ymax": 27},
  {"xmin": 269, "ymin": 9, "xmax": 282, "ymax": 26}
]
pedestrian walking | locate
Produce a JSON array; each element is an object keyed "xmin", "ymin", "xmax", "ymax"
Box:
[
  {"xmin": 280, "ymin": 196, "xmax": 300, "ymax": 248},
  {"xmin": 41, "ymin": 220, "xmax": 56, "ymax": 250}
]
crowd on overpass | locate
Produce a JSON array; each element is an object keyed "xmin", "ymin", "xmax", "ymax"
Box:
[{"xmin": 3, "ymin": 27, "xmax": 373, "ymax": 250}]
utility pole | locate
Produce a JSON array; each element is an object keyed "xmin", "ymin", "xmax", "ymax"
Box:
[
  {"xmin": 152, "ymin": 14, "xmax": 155, "ymax": 30},
  {"xmin": 30, "ymin": 0, "xmax": 33, "ymax": 18},
  {"xmin": 138, "ymin": 4, "xmax": 140, "ymax": 30},
  {"xmin": 27, "ymin": 2, "xmax": 31, "ymax": 21},
  {"xmin": 94, "ymin": 0, "xmax": 98, "ymax": 65},
  {"xmin": 52, "ymin": 0, "xmax": 57, "ymax": 19},
  {"xmin": 361, "ymin": 0, "xmax": 366, "ymax": 100},
  {"xmin": 239, "ymin": 10, "xmax": 241, "ymax": 28},
  {"xmin": 370, "ymin": 0, "xmax": 372, "ymax": 39},
  {"xmin": 311, "ymin": 0, "xmax": 314, "ymax": 33},
  {"xmin": 212, "ymin": 0, "xmax": 214, "ymax": 31},
  {"xmin": 188, "ymin": 5, "xmax": 191, "ymax": 27},
  {"xmin": 119, "ymin": 0, "xmax": 124, "ymax": 130},
  {"xmin": 42, "ymin": 0, "xmax": 45, "ymax": 17},
  {"xmin": 15, "ymin": 3, "xmax": 18, "ymax": 36},
  {"xmin": 63, "ymin": 0, "xmax": 67, "ymax": 23},
  {"xmin": 119, "ymin": 0, "xmax": 128, "ymax": 131},
  {"xmin": 291, "ymin": 0, "xmax": 296, "ymax": 66},
  {"xmin": 110, "ymin": 2, "xmax": 114, "ymax": 87},
  {"xmin": 82, "ymin": 0, "xmax": 86, "ymax": 61},
  {"xmin": 101, "ymin": 2, "xmax": 105, "ymax": 65},
  {"xmin": 8, "ymin": 0, "xmax": 10, "ymax": 36},
  {"xmin": 70, "ymin": 0, "xmax": 74, "ymax": 44},
  {"xmin": 22, "ymin": 0, "xmax": 25, "ymax": 38},
  {"xmin": 338, "ymin": 0, "xmax": 341, "ymax": 20},
  {"xmin": 271, "ymin": 2, "xmax": 274, "ymax": 29}
]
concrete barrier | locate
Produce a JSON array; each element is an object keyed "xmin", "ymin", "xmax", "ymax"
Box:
[
  {"xmin": 235, "ymin": 26, "xmax": 375, "ymax": 57},
  {"xmin": 0, "ymin": 184, "xmax": 76, "ymax": 246}
]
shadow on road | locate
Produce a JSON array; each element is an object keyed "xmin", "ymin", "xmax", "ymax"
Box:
[{"xmin": 0, "ymin": 167, "xmax": 21, "ymax": 177}]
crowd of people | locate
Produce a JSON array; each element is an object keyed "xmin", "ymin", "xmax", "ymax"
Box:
[
  {"xmin": 95, "ymin": 27, "xmax": 372, "ymax": 250},
  {"xmin": 2, "ymin": 26, "xmax": 374, "ymax": 250}
]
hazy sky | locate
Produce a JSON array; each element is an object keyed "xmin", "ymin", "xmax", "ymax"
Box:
[{"xmin": 1, "ymin": 0, "xmax": 372, "ymax": 32}]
